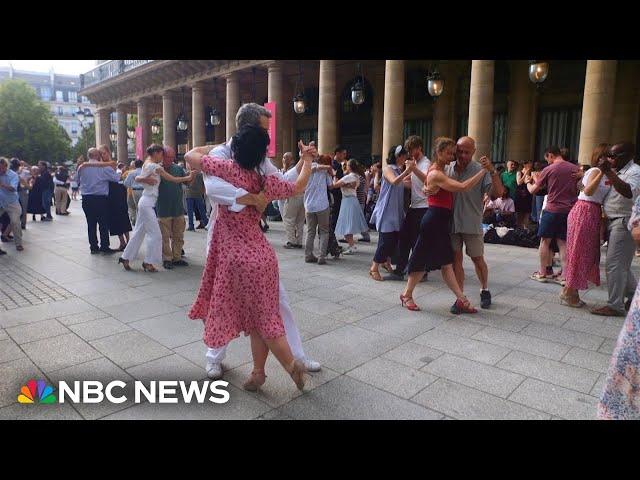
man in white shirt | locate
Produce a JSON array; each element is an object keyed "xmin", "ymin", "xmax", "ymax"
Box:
[
  {"xmin": 385, "ymin": 135, "xmax": 429, "ymax": 280},
  {"xmin": 592, "ymin": 142, "xmax": 640, "ymax": 316},
  {"xmin": 280, "ymin": 152, "xmax": 306, "ymax": 249},
  {"xmin": 185, "ymin": 103, "xmax": 321, "ymax": 379}
]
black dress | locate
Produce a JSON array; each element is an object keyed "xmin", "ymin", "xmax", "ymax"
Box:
[
  {"xmin": 514, "ymin": 182, "xmax": 532, "ymax": 213},
  {"xmin": 107, "ymin": 181, "xmax": 132, "ymax": 236},
  {"xmin": 27, "ymin": 177, "xmax": 46, "ymax": 214}
]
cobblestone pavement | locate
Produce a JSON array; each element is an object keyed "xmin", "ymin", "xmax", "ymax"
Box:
[{"xmin": 0, "ymin": 200, "xmax": 636, "ymax": 420}]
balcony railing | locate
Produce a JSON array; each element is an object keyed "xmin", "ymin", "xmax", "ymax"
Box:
[{"xmin": 80, "ymin": 60, "xmax": 154, "ymax": 89}]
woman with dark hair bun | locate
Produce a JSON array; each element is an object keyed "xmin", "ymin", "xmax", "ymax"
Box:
[
  {"xmin": 188, "ymin": 126, "xmax": 316, "ymax": 392},
  {"xmin": 368, "ymin": 145, "xmax": 415, "ymax": 281},
  {"xmin": 118, "ymin": 144, "xmax": 193, "ymax": 272},
  {"xmin": 332, "ymin": 158, "xmax": 370, "ymax": 255}
]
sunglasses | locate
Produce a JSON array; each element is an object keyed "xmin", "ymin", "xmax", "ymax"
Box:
[{"xmin": 607, "ymin": 151, "xmax": 625, "ymax": 158}]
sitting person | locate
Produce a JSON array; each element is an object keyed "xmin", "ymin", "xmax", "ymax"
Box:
[{"xmin": 483, "ymin": 190, "xmax": 515, "ymax": 226}]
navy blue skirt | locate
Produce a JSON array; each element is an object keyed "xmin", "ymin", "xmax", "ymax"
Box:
[{"xmin": 407, "ymin": 206, "xmax": 454, "ymax": 273}]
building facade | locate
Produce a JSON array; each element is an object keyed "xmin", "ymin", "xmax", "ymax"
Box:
[
  {"xmin": 0, "ymin": 65, "xmax": 96, "ymax": 147},
  {"xmin": 78, "ymin": 60, "xmax": 640, "ymax": 168}
]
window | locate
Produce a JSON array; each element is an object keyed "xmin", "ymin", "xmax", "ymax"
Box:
[
  {"xmin": 56, "ymin": 90, "xmax": 64, "ymax": 102},
  {"xmin": 535, "ymin": 107, "xmax": 582, "ymax": 163},
  {"xmin": 68, "ymin": 91, "xmax": 77, "ymax": 103},
  {"xmin": 492, "ymin": 113, "xmax": 507, "ymax": 165},
  {"xmin": 40, "ymin": 86, "xmax": 51, "ymax": 100},
  {"xmin": 403, "ymin": 119, "xmax": 433, "ymax": 159},
  {"xmin": 71, "ymin": 122, "xmax": 78, "ymax": 134}
]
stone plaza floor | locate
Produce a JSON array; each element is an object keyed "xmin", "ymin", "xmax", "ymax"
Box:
[{"xmin": 1, "ymin": 199, "xmax": 636, "ymax": 420}]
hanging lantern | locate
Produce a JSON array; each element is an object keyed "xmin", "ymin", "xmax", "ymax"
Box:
[
  {"xmin": 529, "ymin": 60, "xmax": 549, "ymax": 84},
  {"xmin": 293, "ymin": 61, "xmax": 306, "ymax": 114},
  {"xmin": 84, "ymin": 110, "xmax": 94, "ymax": 125},
  {"xmin": 151, "ymin": 119, "xmax": 161, "ymax": 135},
  {"xmin": 351, "ymin": 63, "xmax": 365, "ymax": 105},
  {"xmin": 127, "ymin": 127, "xmax": 135, "ymax": 139},
  {"xmin": 427, "ymin": 70, "xmax": 444, "ymax": 98},
  {"xmin": 109, "ymin": 130, "xmax": 117, "ymax": 142},
  {"xmin": 209, "ymin": 108, "xmax": 221, "ymax": 126},
  {"xmin": 176, "ymin": 87, "xmax": 189, "ymax": 132}
]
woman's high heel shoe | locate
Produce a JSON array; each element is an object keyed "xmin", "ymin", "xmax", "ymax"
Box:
[
  {"xmin": 243, "ymin": 370, "xmax": 266, "ymax": 392},
  {"xmin": 118, "ymin": 257, "xmax": 131, "ymax": 271},
  {"xmin": 288, "ymin": 359, "xmax": 307, "ymax": 391},
  {"xmin": 454, "ymin": 297, "xmax": 478, "ymax": 314},
  {"xmin": 142, "ymin": 262, "xmax": 157, "ymax": 273},
  {"xmin": 400, "ymin": 294, "xmax": 421, "ymax": 311}
]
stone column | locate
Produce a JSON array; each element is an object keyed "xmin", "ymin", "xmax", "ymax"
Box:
[
  {"xmin": 226, "ymin": 72, "xmax": 240, "ymax": 138},
  {"xmin": 468, "ymin": 60, "xmax": 494, "ymax": 160},
  {"xmin": 382, "ymin": 60, "xmax": 405, "ymax": 165},
  {"xmin": 432, "ymin": 64, "xmax": 456, "ymax": 140},
  {"xmin": 136, "ymin": 98, "xmax": 151, "ymax": 151},
  {"xmin": 95, "ymin": 108, "xmax": 111, "ymax": 148},
  {"xmin": 162, "ymin": 91, "xmax": 176, "ymax": 150},
  {"xmin": 506, "ymin": 60, "xmax": 535, "ymax": 162},
  {"xmin": 318, "ymin": 60, "xmax": 337, "ymax": 154},
  {"xmin": 577, "ymin": 60, "xmax": 617, "ymax": 165},
  {"xmin": 116, "ymin": 105, "xmax": 128, "ymax": 164},
  {"xmin": 370, "ymin": 66, "xmax": 385, "ymax": 160},
  {"xmin": 191, "ymin": 82, "xmax": 206, "ymax": 147},
  {"xmin": 611, "ymin": 61, "xmax": 640, "ymax": 143},
  {"xmin": 267, "ymin": 62, "xmax": 284, "ymax": 163}
]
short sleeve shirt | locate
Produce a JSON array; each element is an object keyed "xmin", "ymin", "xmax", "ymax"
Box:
[
  {"xmin": 603, "ymin": 160, "xmax": 640, "ymax": 219},
  {"xmin": 446, "ymin": 160, "xmax": 492, "ymax": 235},
  {"xmin": 156, "ymin": 164, "xmax": 186, "ymax": 217},
  {"xmin": 534, "ymin": 160, "xmax": 579, "ymax": 213}
]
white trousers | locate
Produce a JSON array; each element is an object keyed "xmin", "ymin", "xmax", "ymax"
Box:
[
  {"xmin": 122, "ymin": 195, "xmax": 162, "ymax": 266},
  {"xmin": 204, "ymin": 201, "xmax": 306, "ymax": 364}
]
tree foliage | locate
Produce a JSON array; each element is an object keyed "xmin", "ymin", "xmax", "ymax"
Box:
[
  {"xmin": 0, "ymin": 79, "xmax": 72, "ymax": 164},
  {"xmin": 70, "ymin": 123, "xmax": 96, "ymax": 160}
]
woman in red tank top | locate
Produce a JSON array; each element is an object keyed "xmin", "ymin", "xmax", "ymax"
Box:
[{"xmin": 400, "ymin": 137, "xmax": 492, "ymax": 313}]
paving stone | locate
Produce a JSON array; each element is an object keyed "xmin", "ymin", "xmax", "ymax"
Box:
[
  {"xmin": 20, "ymin": 333, "xmax": 102, "ymax": 373},
  {"xmin": 590, "ymin": 373, "xmax": 607, "ymax": 397},
  {"xmin": 382, "ymin": 342, "xmax": 445, "ymax": 369},
  {"xmin": 563, "ymin": 317, "xmax": 623, "ymax": 340},
  {"xmin": 294, "ymin": 297, "xmax": 350, "ymax": 316},
  {"xmin": 279, "ymin": 376, "xmax": 443, "ymax": 420},
  {"xmin": 507, "ymin": 306, "xmax": 570, "ymax": 327},
  {"xmin": 598, "ymin": 338, "xmax": 618, "ymax": 355},
  {"xmin": 257, "ymin": 409, "xmax": 294, "ymax": 420},
  {"xmin": 497, "ymin": 350, "xmax": 600, "ymax": 394},
  {"xmin": 508, "ymin": 378, "xmax": 599, "ymax": 420},
  {"xmin": 412, "ymin": 379, "xmax": 549, "ymax": 420},
  {"xmin": 0, "ymin": 298, "xmax": 96, "ymax": 328},
  {"xmin": 0, "ymin": 329, "xmax": 7, "ymax": 341},
  {"xmin": 355, "ymin": 308, "xmax": 445, "ymax": 341},
  {"xmin": 66, "ymin": 317, "xmax": 131, "ymax": 341},
  {"xmin": 456, "ymin": 311, "xmax": 530, "ymax": 333},
  {"xmin": 324, "ymin": 307, "xmax": 375, "ymax": 324},
  {"xmin": 57, "ymin": 310, "xmax": 111, "ymax": 326},
  {"xmin": 83, "ymin": 289, "xmax": 156, "ymax": 309},
  {"xmin": 0, "ymin": 338, "xmax": 26, "ymax": 363},
  {"xmin": 0, "ymin": 357, "xmax": 45, "ymax": 408},
  {"xmin": 413, "ymin": 329, "xmax": 511, "ymax": 365},
  {"xmin": 102, "ymin": 298, "xmax": 182, "ymax": 324},
  {"xmin": 472, "ymin": 326, "xmax": 570, "ymax": 361},
  {"xmin": 521, "ymin": 323, "xmax": 605, "ymax": 351},
  {"xmin": 432, "ymin": 317, "xmax": 485, "ymax": 338},
  {"xmin": 289, "ymin": 307, "xmax": 346, "ymax": 337},
  {"xmin": 0, "ymin": 402, "xmax": 83, "ymax": 420},
  {"xmin": 562, "ymin": 347, "xmax": 613, "ymax": 374},
  {"xmin": 5, "ymin": 319, "xmax": 70, "ymax": 345},
  {"xmin": 128, "ymin": 310, "xmax": 202, "ymax": 349},
  {"xmin": 300, "ymin": 324, "xmax": 404, "ymax": 374},
  {"xmin": 126, "ymin": 354, "xmax": 206, "ymax": 382},
  {"xmin": 346, "ymin": 357, "xmax": 438, "ymax": 399},
  {"xmin": 163, "ymin": 290, "xmax": 197, "ymax": 308},
  {"xmin": 423, "ymin": 354, "xmax": 525, "ymax": 398},
  {"xmin": 90, "ymin": 331, "xmax": 172, "ymax": 370}
]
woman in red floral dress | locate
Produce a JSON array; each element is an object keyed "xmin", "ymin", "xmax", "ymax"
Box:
[{"xmin": 188, "ymin": 126, "xmax": 315, "ymax": 391}]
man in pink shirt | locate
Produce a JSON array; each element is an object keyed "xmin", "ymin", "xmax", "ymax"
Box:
[{"xmin": 527, "ymin": 145, "xmax": 579, "ymax": 283}]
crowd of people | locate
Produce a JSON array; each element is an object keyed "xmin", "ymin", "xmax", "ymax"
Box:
[{"xmin": 3, "ymin": 100, "xmax": 639, "ymax": 419}]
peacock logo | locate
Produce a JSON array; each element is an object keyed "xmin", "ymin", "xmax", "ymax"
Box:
[{"xmin": 18, "ymin": 379, "xmax": 57, "ymax": 404}]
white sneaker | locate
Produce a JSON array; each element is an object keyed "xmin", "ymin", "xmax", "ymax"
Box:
[
  {"xmin": 206, "ymin": 361, "xmax": 223, "ymax": 380},
  {"xmin": 303, "ymin": 358, "xmax": 321, "ymax": 372},
  {"xmin": 343, "ymin": 246, "xmax": 357, "ymax": 255}
]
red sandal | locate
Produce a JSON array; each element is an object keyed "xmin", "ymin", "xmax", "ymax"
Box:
[
  {"xmin": 400, "ymin": 294, "xmax": 421, "ymax": 311},
  {"xmin": 454, "ymin": 297, "xmax": 478, "ymax": 314}
]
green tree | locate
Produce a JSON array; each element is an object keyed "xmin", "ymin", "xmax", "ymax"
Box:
[
  {"xmin": 70, "ymin": 123, "xmax": 96, "ymax": 160},
  {"xmin": 0, "ymin": 79, "xmax": 72, "ymax": 164}
]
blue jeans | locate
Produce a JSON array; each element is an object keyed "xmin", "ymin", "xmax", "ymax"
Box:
[
  {"xmin": 531, "ymin": 195, "xmax": 544, "ymax": 223},
  {"xmin": 42, "ymin": 189, "xmax": 52, "ymax": 216},
  {"xmin": 186, "ymin": 197, "xmax": 208, "ymax": 229}
]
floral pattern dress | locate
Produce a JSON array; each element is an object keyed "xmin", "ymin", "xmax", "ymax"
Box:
[
  {"xmin": 188, "ymin": 156, "xmax": 297, "ymax": 348},
  {"xmin": 597, "ymin": 196, "xmax": 640, "ymax": 419}
]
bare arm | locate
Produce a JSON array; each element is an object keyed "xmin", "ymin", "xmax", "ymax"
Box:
[
  {"xmin": 412, "ymin": 167, "xmax": 427, "ymax": 183},
  {"xmin": 383, "ymin": 162, "xmax": 414, "ymax": 186},
  {"xmin": 157, "ymin": 169, "xmax": 194, "ymax": 184},
  {"xmin": 604, "ymin": 169, "xmax": 633, "ymax": 198},
  {"xmin": 431, "ymin": 168, "xmax": 486, "ymax": 193},
  {"xmin": 583, "ymin": 168, "xmax": 604, "ymax": 197},
  {"xmin": 185, "ymin": 145, "xmax": 221, "ymax": 172}
]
